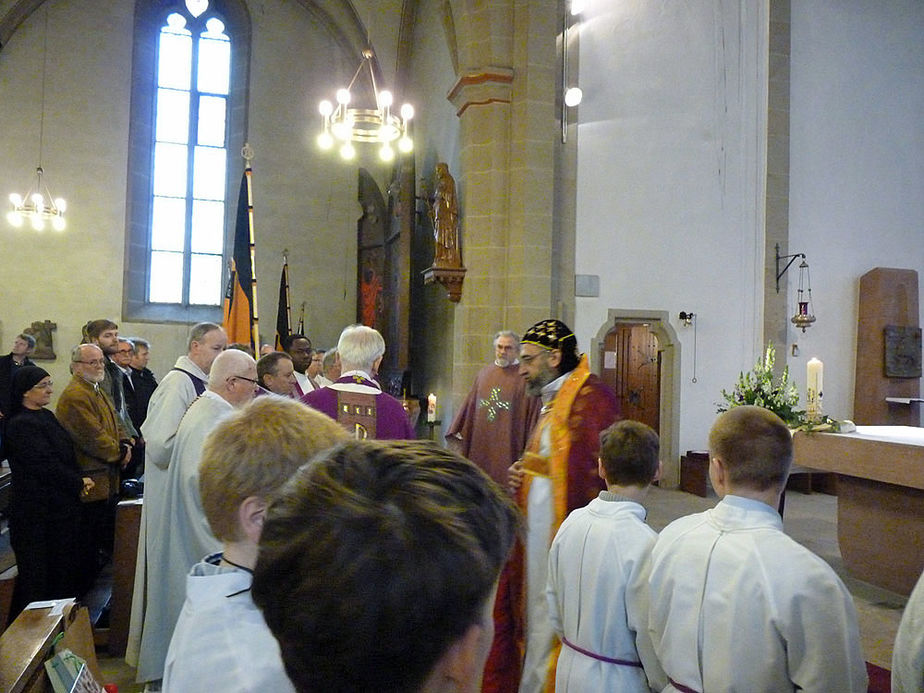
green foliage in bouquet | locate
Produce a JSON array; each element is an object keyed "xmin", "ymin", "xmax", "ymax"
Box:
[{"xmin": 717, "ymin": 343, "xmax": 805, "ymax": 427}]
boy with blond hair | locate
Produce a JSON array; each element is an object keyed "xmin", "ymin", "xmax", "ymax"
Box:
[
  {"xmin": 640, "ymin": 405, "xmax": 867, "ymax": 692},
  {"xmin": 163, "ymin": 397, "xmax": 347, "ymax": 690},
  {"xmin": 546, "ymin": 419, "xmax": 662, "ymax": 692}
]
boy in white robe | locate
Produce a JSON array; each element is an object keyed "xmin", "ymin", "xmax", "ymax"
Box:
[
  {"xmin": 163, "ymin": 397, "xmax": 347, "ymax": 691},
  {"xmin": 892, "ymin": 568, "xmax": 924, "ymax": 693},
  {"xmin": 546, "ymin": 420, "xmax": 662, "ymax": 692},
  {"xmin": 640, "ymin": 405, "xmax": 867, "ymax": 692}
]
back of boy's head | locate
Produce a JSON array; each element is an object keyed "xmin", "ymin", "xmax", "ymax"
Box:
[
  {"xmin": 198, "ymin": 397, "xmax": 348, "ymax": 542},
  {"xmin": 251, "ymin": 439, "xmax": 520, "ymax": 693},
  {"xmin": 598, "ymin": 420, "xmax": 660, "ymax": 487},
  {"xmin": 709, "ymin": 405, "xmax": 793, "ymax": 492}
]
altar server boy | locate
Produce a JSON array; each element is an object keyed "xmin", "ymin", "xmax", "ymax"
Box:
[
  {"xmin": 546, "ymin": 419, "xmax": 663, "ymax": 692},
  {"xmin": 641, "ymin": 405, "xmax": 867, "ymax": 692},
  {"xmin": 162, "ymin": 397, "xmax": 347, "ymax": 691}
]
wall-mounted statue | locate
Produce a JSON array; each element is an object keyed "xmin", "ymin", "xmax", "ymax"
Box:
[
  {"xmin": 423, "ymin": 163, "xmax": 467, "ymax": 302},
  {"xmin": 428, "ymin": 163, "xmax": 463, "ymax": 269},
  {"xmin": 23, "ymin": 319, "xmax": 57, "ymax": 360}
]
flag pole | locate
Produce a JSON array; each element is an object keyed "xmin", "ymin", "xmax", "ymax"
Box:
[
  {"xmin": 275, "ymin": 250, "xmax": 293, "ymax": 350},
  {"xmin": 283, "ymin": 249, "xmax": 292, "ymax": 335},
  {"xmin": 243, "ymin": 144, "xmax": 260, "ymax": 350},
  {"xmin": 297, "ymin": 301, "xmax": 306, "ymax": 335}
]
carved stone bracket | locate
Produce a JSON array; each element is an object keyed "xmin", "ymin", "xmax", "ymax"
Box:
[
  {"xmin": 447, "ymin": 66, "xmax": 515, "ymax": 117},
  {"xmin": 423, "ymin": 266, "xmax": 466, "ymax": 303}
]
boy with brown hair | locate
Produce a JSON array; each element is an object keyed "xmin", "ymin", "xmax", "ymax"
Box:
[
  {"xmin": 162, "ymin": 397, "xmax": 347, "ymax": 691},
  {"xmin": 251, "ymin": 439, "xmax": 520, "ymax": 693},
  {"xmin": 641, "ymin": 405, "xmax": 867, "ymax": 692},
  {"xmin": 546, "ymin": 419, "xmax": 662, "ymax": 692}
]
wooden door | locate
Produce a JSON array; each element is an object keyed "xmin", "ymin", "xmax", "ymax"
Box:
[{"xmin": 600, "ymin": 323, "xmax": 661, "ymax": 433}]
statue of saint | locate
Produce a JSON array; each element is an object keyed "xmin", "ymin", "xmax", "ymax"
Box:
[{"xmin": 428, "ymin": 163, "xmax": 462, "ymax": 268}]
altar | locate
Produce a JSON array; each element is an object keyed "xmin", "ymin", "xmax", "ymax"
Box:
[{"xmin": 793, "ymin": 426, "xmax": 924, "ymax": 595}]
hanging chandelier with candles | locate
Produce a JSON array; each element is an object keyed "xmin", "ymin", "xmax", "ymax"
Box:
[
  {"xmin": 8, "ymin": 167, "xmax": 66, "ymax": 231},
  {"xmin": 7, "ymin": 7, "xmax": 67, "ymax": 231},
  {"xmin": 317, "ymin": 49, "xmax": 414, "ymax": 162}
]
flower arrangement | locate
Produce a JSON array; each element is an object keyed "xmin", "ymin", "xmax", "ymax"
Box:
[
  {"xmin": 717, "ymin": 343, "xmax": 853, "ymax": 432},
  {"xmin": 717, "ymin": 342, "xmax": 805, "ymax": 427}
]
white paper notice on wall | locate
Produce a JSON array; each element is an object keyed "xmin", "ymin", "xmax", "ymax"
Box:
[{"xmin": 604, "ymin": 350, "xmax": 617, "ymax": 369}]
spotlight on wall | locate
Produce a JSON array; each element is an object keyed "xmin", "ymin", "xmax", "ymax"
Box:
[
  {"xmin": 679, "ymin": 311, "xmax": 695, "ymax": 327},
  {"xmin": 564, "ymin": 87, "xmax": 583, "ymax": 107}
]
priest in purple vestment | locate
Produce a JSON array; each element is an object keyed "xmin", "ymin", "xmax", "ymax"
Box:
[
  {"xmin": 446, "ymin": 330, "xmax": 540, "ymax": 486},
  {"xmin": 300, "ymin": 325, "xmax": 415, "ymax": 440}
]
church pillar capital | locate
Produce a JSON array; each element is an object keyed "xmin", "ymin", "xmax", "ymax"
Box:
[{"xmin": 448, "ymin": 67, "xmax": 515, "ymax": 116}]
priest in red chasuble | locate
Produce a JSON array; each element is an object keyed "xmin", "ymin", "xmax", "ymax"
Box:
[
  {"xmin": 446, "ymin": 330, "xmax": 540, "ymax": 487},
  {"xmin": 486, "ymin": 319, "xmax": 620, "ymax": 693}
]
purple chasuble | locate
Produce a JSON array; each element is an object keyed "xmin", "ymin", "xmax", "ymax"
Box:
[{"xmin": 300, "ymin": 373, "xmax": 416, "ymax": 440}]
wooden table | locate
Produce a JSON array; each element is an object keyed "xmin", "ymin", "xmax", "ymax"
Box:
[{"xmin": 793, "ymin": 426, "xmax": 924, "ymax": 595}]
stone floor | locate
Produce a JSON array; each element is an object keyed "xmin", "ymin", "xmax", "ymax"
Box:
[{"xmin": 96, "ymin": 485, "xmax": 909, "ymax": 689}]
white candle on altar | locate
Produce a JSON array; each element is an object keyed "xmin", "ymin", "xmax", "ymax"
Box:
[
  {"xmin": 427, "ymin": 393, "xmax": 437, "ymax": 422},
  {"xmin": 807, "ymin": 358, "xmax": 823, "ymax": 420}
]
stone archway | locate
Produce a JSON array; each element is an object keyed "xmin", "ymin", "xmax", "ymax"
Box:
[{"xmin": 593, "ymin": 309, "xmax": 681, "ymax": 487}]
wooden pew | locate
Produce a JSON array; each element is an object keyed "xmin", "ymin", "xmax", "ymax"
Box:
[
  {"xmin": 0, "ymin": 601, "xmax": 103, "ymax": 693},
  {"xmin": 106, "ymin": 498, "xmax": 142, "ymax": 655}
]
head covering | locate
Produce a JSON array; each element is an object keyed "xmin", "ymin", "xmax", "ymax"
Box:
[
  {"xmin": 522, "ymin": 319, "xmax": 576, "ymax": 351},
  {"xmin": 11, "ymin": 365, "xmax": 50, "ymax": 414}
]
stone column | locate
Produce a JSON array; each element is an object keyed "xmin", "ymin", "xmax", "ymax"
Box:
[{"xmin": 447, "ymin": 0, "xmax": 559, "ymax": 408}]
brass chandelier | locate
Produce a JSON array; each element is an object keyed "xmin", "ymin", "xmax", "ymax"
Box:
[{"xmin": 317, "ymin": 49, "xmax": 414, "ymax": 162}]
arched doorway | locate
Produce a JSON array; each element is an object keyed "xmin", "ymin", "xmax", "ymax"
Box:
[{"xmin": 592, "ymin": 309, "xmax": 680, "ymax": 486}]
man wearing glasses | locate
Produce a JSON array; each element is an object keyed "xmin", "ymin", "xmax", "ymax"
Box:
[
  {"xmin": 56, "ymin": 343, "xmax": 133, "ymax": 593},
  {"xmin": 134, "ymin": 348, "xmax": 258, "ymax": 687},
  {"xmin": 490, "ymin": 319, "xmax": 620, "ymax": 693}
]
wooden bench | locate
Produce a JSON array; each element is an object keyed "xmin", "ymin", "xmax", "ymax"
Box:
[{"xmin": 0, "ymin": 601, "xmax": 101, "ymax": 693}]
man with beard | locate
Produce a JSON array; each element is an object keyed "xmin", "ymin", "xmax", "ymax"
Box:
[
  {"xmin": 446, "ymin": 331, "xmax": 540, "ymax": 487},
  {"xmin": 85, "ymin": 319, "xmax": 139, "ymax": 442},
  {"xmin": 56, "ymin": 343, "xmax": 133, "ymax": 591},
  {"xmin": 493, "ymin": 319, "xmax": 620, "ymax": 693}
]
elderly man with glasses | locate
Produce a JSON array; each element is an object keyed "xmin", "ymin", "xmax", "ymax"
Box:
[
  {"xmin": 56, "ymin": 343, "xmax": 133, "ymax": 593},
  {"xmin": 133, "ymin": 348, "xmax": 258, "ymax": 687}
]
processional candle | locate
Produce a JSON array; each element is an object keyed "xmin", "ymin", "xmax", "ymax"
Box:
[{"xmin": 806, "ymin": 358, "xmax": 823, "ymax": 421}]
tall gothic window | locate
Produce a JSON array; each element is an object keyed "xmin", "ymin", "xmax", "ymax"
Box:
[
  {"xmin": 150, "ymin": 6, "xmax": 229, "ymax": 305},
  {"xmin": 125, "ymin": 0, "xmax": 249, "ymax": 322}
]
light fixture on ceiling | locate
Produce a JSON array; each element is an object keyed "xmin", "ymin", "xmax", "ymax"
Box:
[
  {"xmin": 7, "ymin": 7, "xmax": 66, "ymax": 231},
  {"xmin": 317, "ymin": 48, "xmax": 414, "ymax": 162},
  {"xmin": 776, "ymin": 244, "xmax": 816, "ymax": 332}
]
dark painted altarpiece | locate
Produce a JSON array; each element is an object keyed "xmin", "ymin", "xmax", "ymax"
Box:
[{"xmin": 356, "ymin": 162, "xmax": 415, "ymax": 399}]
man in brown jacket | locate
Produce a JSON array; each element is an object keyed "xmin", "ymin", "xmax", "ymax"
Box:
[{"xmin": 56, "ymin": 343, "xmax": 132, "ymax": 592}]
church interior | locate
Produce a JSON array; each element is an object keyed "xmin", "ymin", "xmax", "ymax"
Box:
[{"xmin": 0, "ymin": 0, "xmax": 922, "ymax": 689}]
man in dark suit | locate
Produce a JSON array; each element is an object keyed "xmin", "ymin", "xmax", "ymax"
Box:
[
  {"xmin": 127, "ymin": 337, "xmax": 158, "ymax": 432},
  {"xmin": 125, "ymin": 337, "xmax": 157, "ymax": 479},
  {"xmin": 0, "ymin": 334, "xmax": 36, "ymax": 457}
]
